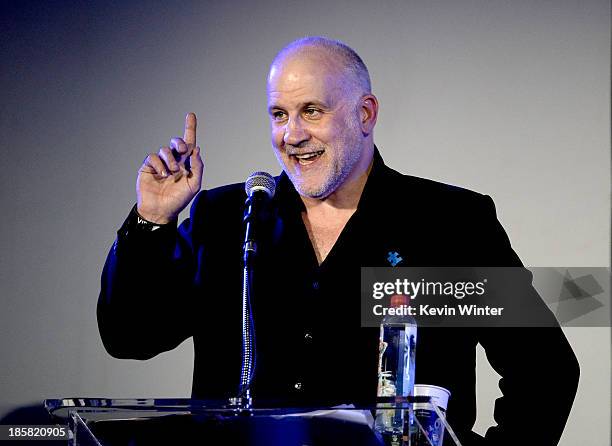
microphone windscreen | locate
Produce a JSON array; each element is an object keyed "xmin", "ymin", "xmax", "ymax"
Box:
[{"xmin": 245, "ymin": 172, "xmax": 276, "ymax": 198}]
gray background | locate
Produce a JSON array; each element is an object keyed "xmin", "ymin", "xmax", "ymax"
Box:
[{"xmin": 1, "ymin": 0, "xmax": 609, "ymax": 443}]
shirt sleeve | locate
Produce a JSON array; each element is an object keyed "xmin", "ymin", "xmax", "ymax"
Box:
[
  {"xmin": 473, "ymin": 195, "xmax": 580, "ymax": 446},
  {"xmin": 97, "ymin": 195, "xmax": 205, "ymax": 360}
]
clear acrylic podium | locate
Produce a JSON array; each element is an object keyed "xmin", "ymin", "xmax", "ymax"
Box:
[{"xmin": 44, "ymin": 398, "xmax": 463, "ymax": 446}]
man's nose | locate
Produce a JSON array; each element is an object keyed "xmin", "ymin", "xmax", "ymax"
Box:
[{"xmin": 283, "ymin": 116, "xmax": 309, "ymax": 146}]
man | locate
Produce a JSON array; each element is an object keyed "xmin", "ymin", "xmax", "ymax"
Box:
[{"xmin": 98, "ymin": 37, "xmax": 579, "ymax": 445}]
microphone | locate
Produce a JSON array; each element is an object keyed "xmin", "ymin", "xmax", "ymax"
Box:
[
  {"xmin": 245, "ymin": 171, "xmax": 276, "ymax": 198},
  {"xmin": 243, "ymin": 171, "xmax": 276, "ymax": 265}
]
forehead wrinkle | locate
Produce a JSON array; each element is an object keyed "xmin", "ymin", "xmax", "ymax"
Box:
[
  {"xmin": 268, "ymin": 86, "xmax": 346, "ymax": 112},
  {"xmin": 268, "ymin": 68, "xmax": 350, "ymax": 111}
]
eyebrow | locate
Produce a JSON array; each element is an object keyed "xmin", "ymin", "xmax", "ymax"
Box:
[{"xmin": 267, "ymin": 100, "xmax": 330, "ymax": 114}]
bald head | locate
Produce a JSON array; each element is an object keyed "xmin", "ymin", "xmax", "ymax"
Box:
[
  {"xmin": 266, "ymin": 37, "xmax": 379, "ymax": 200},
  {"xmin": 268, "ymin": 37, "xmax": 372, "ymax": 99}
]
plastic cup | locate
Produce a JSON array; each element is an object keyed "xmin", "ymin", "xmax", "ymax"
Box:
[{"xmin": 412, "ymin": 384, "xmax": 451, "ymax": 446}]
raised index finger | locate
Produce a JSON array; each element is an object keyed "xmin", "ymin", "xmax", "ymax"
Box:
[{"xmin": 183, "ymin": 112, "xmax": 197, "ymax": 147}]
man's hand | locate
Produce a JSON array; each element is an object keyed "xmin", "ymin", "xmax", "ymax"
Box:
[{"xmin": 137, "ymin": 113, "xmax": 204, "ymax": 224}]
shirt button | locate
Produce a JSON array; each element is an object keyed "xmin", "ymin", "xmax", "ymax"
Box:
[
  {"xmin": 304, "ymin": 332, "xmax": 313, "ymax": 343},
  {"xmin": 312, "ymin": 281, "xmax": 319, "ymax": 290},
  {"xmin": 294, "ymin": 382, "xmax": 303, "ymax": 391}
]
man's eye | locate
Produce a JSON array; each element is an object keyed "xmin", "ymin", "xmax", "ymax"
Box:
[
  {"xmin": 304, "ymin": 108, "xmax": 320, "ymax": 118},
  {"xmin": 272, "ymin": 111, "xmax": 286, "ymax": 121}
]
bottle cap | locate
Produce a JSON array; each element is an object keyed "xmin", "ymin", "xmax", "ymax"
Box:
[{"xmin": 390, "ymin": 294, "xmax": 409, "ymax": 308}]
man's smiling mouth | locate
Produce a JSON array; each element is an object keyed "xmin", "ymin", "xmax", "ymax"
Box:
[{"xmin": 292, "ymin": 150, "xmax": 325, "ymax": 165}]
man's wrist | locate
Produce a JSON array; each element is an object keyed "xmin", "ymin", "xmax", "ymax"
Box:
[
  {"xmin": 113, "ymin": 205, "xmax": 177, "ymax": 256},
  {"xmin": 135, "ymin": 206, "xmax": 176, "ymax": 226},
  {"xmin": 117, "ymin": 206, "xmax": 177, "ymax": 240}
]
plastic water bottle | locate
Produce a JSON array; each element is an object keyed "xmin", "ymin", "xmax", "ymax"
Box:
[{"xmin": 374, "ymin": 294, "xmax": 417, "ymax": 445}]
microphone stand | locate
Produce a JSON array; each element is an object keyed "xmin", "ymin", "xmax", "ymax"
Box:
[
  {"xmin": 232, "ymin": 172, "xmax": 275, "ymax": 411},
  {"xmin": 234, "ymin": 193, "xmax": 262, "ymax": 409}
]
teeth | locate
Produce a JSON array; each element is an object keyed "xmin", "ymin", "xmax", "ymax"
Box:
[{"xmin": 294, "ymin": 151, "xmax": 323, "ymax": 160}]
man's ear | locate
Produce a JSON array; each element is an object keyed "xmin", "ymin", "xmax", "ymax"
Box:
[{"xmin": 359, "ymin": 94, "xmax": 379, "ymax": 136}]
